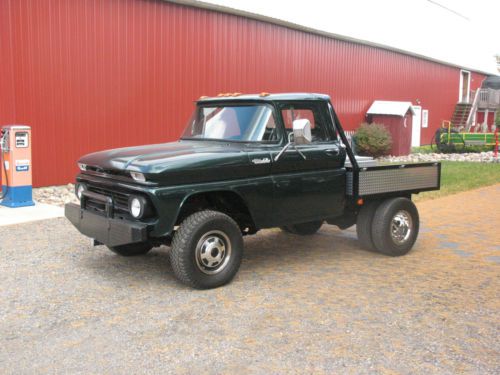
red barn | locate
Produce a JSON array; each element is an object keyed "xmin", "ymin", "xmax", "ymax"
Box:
[{"xmin": 0, "ymin": 0, "xmax": 494, "ymax": 187}]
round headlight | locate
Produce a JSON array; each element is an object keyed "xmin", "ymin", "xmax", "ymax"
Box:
[
  {"xmin": 130, "ymin": 172, "xmax": 146, "ymax": 182},
  {"xmin": 75, "ymin": 183, "xmax": 87, "ymax": 199},
  {"xmin": 129, "ymin": 196, "xmax": 145, "ymax": 218}
]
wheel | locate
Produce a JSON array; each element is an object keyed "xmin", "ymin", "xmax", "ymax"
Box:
[
  {"xmin": 356, "ymin": 200, "xmax": 381, "ymax": 251},
  {"xmin": 107, "ymin": 242, "xmax": 153, "ymax": 256},
  {"xmin": 371, "ymin": 197, "xmax": 419, "ymax": 256},
  {"xmin": 434, "ymin": 128, "xmax": 464, "ymax": 153},
  {"xmin": 170, "ymin": 210, "xmax": 243, "ymax": 289},
  {"xmin": 281, "ymin": 221, "xmax": 323, "ymax": 235}
]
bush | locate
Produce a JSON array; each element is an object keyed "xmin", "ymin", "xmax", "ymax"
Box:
[{"xmin": 354, "ymin": 123, "xmax": 392, "ymax": 157}]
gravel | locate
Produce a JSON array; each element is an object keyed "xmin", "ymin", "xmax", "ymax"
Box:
[
  {"xmin": 378, "ymin": 151, "xmax": 499, "ymax": 164},
  {"xmin": 0, "ymin": 184, "xmax": 499, "ymax": 374},
  {"xmin": 33, "ymin": 184, "xmax": 79, "ymax": 206}
]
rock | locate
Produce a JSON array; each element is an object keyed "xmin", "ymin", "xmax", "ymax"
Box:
[{"xmin": 376, "ymin": 151, "xmax": 497, "ymax": 164}]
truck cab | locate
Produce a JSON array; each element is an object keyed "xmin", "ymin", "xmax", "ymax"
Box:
[{"xmin": 65, "ymin": 93, "xmax": 440, "ymax": 289}]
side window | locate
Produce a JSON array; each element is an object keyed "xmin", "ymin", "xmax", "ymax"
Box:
[
  {"xmin": 261, "ymin": 112, "xmax": 279, "ymax": 142},
  {"xmin": 281, "ymin": 106, "xmax": 329, "ymax": 142}
]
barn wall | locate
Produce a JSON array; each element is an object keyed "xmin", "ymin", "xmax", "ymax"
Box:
[{"xmin": 0, "ymin": 0, "xmax": 487, "ymax": 186}]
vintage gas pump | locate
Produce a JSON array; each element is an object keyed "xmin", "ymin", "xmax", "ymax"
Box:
[{"xmin": 0, "ymin": 125, "xmax": 35, "ymax": 207}]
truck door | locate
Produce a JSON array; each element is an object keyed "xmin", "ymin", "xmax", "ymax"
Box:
[{"xmin": 270, "ymin": 101, "xmax": 346, "ymax": 225}]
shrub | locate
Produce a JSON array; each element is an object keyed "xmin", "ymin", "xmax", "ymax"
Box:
[{"xmin": 354, "ymin": 122, "xmax": 392, "ymax": 157}]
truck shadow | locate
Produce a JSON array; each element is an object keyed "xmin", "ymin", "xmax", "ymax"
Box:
[
  {"xmin": 241, "ymin": 227, "xmax": 373, "ymax": 267},
  {"xmin": 79, "ymin": 226, "xmax": 376, "ymax": 287}
]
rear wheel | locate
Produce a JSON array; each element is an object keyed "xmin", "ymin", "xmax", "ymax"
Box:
[
  {"xmin": 356, "ymin": 200, "xmax": 381, "ymax": 251},
  {"xmin": 107, "ymin": 242, "xmax": 153, "ymax": 256},
  {"xmin": 170, "ymin": 210, "xmax": 243, "ymax": 289},
  {"xmin": 371, "ymin": 197, "xmax": 419, "ymax": 256},
  {"xmin": 281, "ymin": 221, "xmax": 323, "ymax": 235}
]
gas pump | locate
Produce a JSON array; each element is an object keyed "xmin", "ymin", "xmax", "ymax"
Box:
[{"xmin": 0, "ymin": 125, "xmax": 35, "ymax": 207}]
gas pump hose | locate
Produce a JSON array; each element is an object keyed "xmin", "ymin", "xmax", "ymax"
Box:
[{"xmin": 0, "ymin": 150, "xmax": 8, "ymax": 199}]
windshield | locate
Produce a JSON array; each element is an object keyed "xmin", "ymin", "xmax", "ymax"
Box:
[{"xmin": 181, "ymin": 104, "xmax": 279, "ymax": 142}]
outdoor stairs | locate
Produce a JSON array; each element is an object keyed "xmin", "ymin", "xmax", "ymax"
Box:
[{"xmin": 450, "ymin": 102, "xmax": 472, "ymax": 128}]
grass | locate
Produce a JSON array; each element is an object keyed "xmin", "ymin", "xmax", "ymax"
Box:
[
  {"xmin": 411, "ymin": 145, "xmax": 433, "ymax": 154},
  {"xmin": 413, "ymin": 161, "xmax": 500, "ymax": 202}
]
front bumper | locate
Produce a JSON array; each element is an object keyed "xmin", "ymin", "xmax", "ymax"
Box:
[{"xmin": 65, "ymin": 203, "xmax": 148, "ymax": 247}]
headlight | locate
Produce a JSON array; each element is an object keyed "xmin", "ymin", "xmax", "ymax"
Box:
[
  {"xmin": 129, "ymin": 196, "xmax": 149, "ymax": 219},
  {"xmin": 78, "ymin": 163, "xmax": 87, "ymax": 171},
  {"xmin": 75, "ymin": 183, "xmax": 87, "ymax": 199},
  {"xmin": 130, "ymin": 172, "xmax": 146, "ymax": 182}
]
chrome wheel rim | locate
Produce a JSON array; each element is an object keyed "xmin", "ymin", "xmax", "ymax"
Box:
[
  {"xmin": 390, "ymin": 210, "xmax": 412, "ymax": 245},
  {"xmin": 195, "ymin": 230, "xmax": 232, "ymax": 275}
]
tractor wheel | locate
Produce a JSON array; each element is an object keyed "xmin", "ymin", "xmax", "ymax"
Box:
[{"xmin": 434, "ymin": 128, "xmax": 464, "ymax": 153}]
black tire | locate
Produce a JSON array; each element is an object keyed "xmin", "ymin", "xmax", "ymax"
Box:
[
  {"xmin": 356, "ymin": 200, "xmax": 381, "ymax": 251},
  {"xmin": 170, "ymin": 210, "xmax": 243, "ymax": 289},
  {"xmin": 434, "ymin": 128, "xmax": 464, "ymax": 153},
  {"xmin": 107, "ymin": 242, "xmax": 153, "ymax": 256},
  {"xmin": 371, "ymin": 197, "xmax": 419, "ymax": 256},
  {"xmin": 282, "ymin": 221, "xmax": 323, "ymax": 235}
]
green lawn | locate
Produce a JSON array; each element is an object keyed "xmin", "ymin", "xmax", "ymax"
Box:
[{"xmin": 413, "ymin": 161, "xmax": 500, "ymax": 202}]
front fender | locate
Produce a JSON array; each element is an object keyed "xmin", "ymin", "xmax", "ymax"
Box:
[{"xmin": 148, "ymin": 176, "xmax": 273, "ymax": 237}]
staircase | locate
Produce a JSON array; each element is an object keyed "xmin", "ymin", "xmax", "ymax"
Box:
[{"xmin": 450, "ymin": 103, "xmax": 472, "ymax": 129}]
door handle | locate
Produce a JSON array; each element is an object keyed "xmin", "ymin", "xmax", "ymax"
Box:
[{"xmin": 325, "ymin": 148, "xmax": 339, "ymax": 156}]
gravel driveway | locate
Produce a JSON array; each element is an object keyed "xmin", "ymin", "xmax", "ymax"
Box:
[{"xmin": 1, "ymin": 185, "xmax": 499, "ymax": 374}]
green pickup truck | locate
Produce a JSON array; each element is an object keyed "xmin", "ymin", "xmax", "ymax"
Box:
[{"xmin": 65, "ymin": 93, "xmax": 441, "ymax": 289}]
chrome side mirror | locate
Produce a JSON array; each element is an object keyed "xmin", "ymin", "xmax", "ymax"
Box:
[
  {"xmin": 275, "ymin": 119, "xmax": 311, "ymax": 161},
  {"xmin": 292, "ymin": 119, "xmax": 312, "ymax": 145}
]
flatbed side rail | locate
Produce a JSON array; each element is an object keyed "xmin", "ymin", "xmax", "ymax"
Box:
[{"xmin": 346, "ymin": 162, "xmax": 441, "ymax": 198}]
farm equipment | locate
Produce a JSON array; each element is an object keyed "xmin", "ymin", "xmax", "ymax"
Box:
[{"xmin": 432, "ymin": 121, "xmax": 498, "ymax": 153}]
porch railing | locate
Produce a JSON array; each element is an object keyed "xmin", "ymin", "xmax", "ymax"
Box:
[{"xmin": 477, "ymin": 88, "xmax": 500, "ymax": 109}]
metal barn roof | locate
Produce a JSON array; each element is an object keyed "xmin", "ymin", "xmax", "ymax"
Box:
[
  {"xmin": 168, "ymin": 0, "xmax": 495, "ymax": 76},
  {"xmin": 367, "ymin": 101, "xmax": 416, "ymax": 116}
]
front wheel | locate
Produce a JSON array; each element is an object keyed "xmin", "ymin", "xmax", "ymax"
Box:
[
  {"xmin": 107, "ymin": 242, "xmax": 153, "ymax": 256},
  {"xmin": 371, "ymin": 197, "xmax": 419, "ymax": 256},
  {"xmin": 170, "ymin": 210, "xmax": 243, "ymax": 289}
]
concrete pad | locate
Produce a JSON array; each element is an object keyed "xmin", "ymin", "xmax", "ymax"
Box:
[{"xmin": 0, "ymin": 202, "xmax": 64, "ymax": 226}]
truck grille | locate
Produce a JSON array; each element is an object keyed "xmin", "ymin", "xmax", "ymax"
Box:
[{"xmin": 82, "ymin": 183, "xmax": 136, "ymax": 219}]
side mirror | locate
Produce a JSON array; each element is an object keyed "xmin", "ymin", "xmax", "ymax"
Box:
[
  {"xmin": 292, "ymin": 119, "xmax": 312, "ymax": 144},
  {"xmin": 274, "ymin": 119, "xmax": 311, "ymax": 162}
]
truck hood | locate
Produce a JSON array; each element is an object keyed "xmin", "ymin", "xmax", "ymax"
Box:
[{"xmin": 78, "ymin": 140, "xmax": 269, "ymax": 183}]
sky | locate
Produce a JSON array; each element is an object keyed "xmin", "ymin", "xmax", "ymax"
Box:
[{"xmin": 202, "ymin": 0, "xmax": 500, "ymax": 74}]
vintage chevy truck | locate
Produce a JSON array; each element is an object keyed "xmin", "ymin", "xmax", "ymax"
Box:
[{"xmin": 65, "ymin": 93, "xmax": 440, "ymax": 289}]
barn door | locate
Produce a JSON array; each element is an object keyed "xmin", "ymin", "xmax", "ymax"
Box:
[
  {"xmin": 411, "ymin": 106, "xmax": 422, "ymax": 147},
  {"xmin": 460, "ymin": 70, "xmax": 471, "ymax": 103}
]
